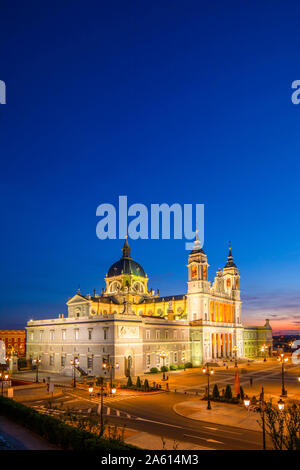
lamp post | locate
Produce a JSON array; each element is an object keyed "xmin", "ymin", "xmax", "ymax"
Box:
[
  {"xmin": 102, "ymin": 358, "xmax": 119, "ymax": 394},
  {"xmin": 260, "ymin": 386, "xmax": 266, "ymax": 451},
  {"xmin": 277, "ymin": 398, "xmax": 285, "ymax": 411},
  {"xmin": 160, "ymin": 352, "xmax": 167, "ymax": 380},
  {"xmin": 243, "ymin": 395, "xmax": 250, "ymax": 408},
  {"xmin": 297, "ymin": 376, "xmax": 300, "ymax": 384},
  {"xmin": 278, "ymin": 353, "xmax": 288, "ymax": 397},
  {"xmin": 32, "ymin": 357, "xmax": 41, "ymax": 383},
  {"xmin": 232, "ymin": 345, "xmax": 238, "ymax": 367},
  {"xmin": 261, "ymin": 344, "xmax": 268, "ymax": 362},
  {"xmin": 0, "ymin": 371, "xmax": 9, "ymax": 396},
  {"xmin": 202, "ymin": 364, "xmax": 214, "ymax": 410},
  {"xmin": 99, "ymin": 377, "xmax": 104, "ymax": 437},
  {"xmin": 70, "ymin": 357, "xmax": 79, "ymax": 388}
]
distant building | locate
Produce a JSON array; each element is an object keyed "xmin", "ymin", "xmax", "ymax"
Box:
[
  {"xmin": 0, "ymin": 330, "xmax": 26, "ymax": 357},
  {"xmin": 26, "ymin": 238, "xmax": 272, "ymax": 378}
]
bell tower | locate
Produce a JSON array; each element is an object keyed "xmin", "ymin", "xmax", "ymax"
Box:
[
  {"xmin": 222, "ymin": 242, "xmax": 241, "ymax": 324},
  {"xmin": 223, "ymin": 242, "xmax": 240, "ymax": 298},
  {"xmin": 187, "ymin": 231, "xmax": 210, "ymax": 322}
]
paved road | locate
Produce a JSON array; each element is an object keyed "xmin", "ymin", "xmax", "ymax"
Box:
[
  {"xmin": 27, "ymin": 389, "xmax": 268, "ymax": 450},
  {"xmin": 22, "ymin": 362, "xmax": 300, "ymax": 450}
]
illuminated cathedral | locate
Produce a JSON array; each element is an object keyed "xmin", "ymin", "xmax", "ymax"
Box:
[{"xmin": 26, "ymin": 236, "xmax": 272, "ymax": 378}]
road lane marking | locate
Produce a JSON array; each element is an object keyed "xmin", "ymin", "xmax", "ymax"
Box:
[
  {"xmin": 184, "ymin": 434, "xmax": 224, "ymax": 444},
  {"xmin": 136, "ymin": 417, "xmax": 182, "ymax": 428}
]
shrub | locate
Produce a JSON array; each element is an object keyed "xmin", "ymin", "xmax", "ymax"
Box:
[
  {"xmin": 239, "ymin": 385, "xmax": 245, "ymax": 400},
  {"xmin": 160, "ymin": 366, "xmax": 169, "ymax": 372},
  {"xmin": 212, "ymin": 384, "xmax": 220, "ymax": 400},
  {"xmin": 169, "ymin": 365, "xmax": 177, "ymax": 371},
  {"xmin": 224, "ymin": 385, "xmax": 232, "ymax": 400},
  {"xmin": 143, "ymin": 379, "xmax": 150, "ymax": 392},
  {"xmin": 150, "ymin": 367, "xmax": 159, "ymax": 374},
  {"xmin": 126, "ymin": 376, "xmax": 133, "ymax": 387},
  {"xmin": 0, "ymin": 396, "xmax": 135, "ymax": 450},
  {"xmin": 136, "ymin": 376, "xmax": 141, "ymax": 388},
  {"xmin": 185, "ymin": 362, "xmax": 193, "ymax": 369},
  {"xmin": 177, "ymin": 363, "xmax": 185, "ymax": 370}
]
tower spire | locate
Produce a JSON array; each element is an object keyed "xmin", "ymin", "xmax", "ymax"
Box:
[
  {"xmin": 121, "ymin": 236, "xmax": 131, "ymax": 259},
  {"xmin": 190, "ymin": 229, "xmax": 205, "ymax": 254},
  {"xmin": 224, "ymin": 240, "xmax": 237, "ymax": 268}
]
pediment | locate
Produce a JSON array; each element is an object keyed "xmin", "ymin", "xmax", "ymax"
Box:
[{"xmin": 66, "ymin": 294, "xmax": 91, "ymax": 305}]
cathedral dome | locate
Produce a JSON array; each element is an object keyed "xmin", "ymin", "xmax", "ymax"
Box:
[{"xmin": 107, "ymin": 239, "xmax": 146, "ymax": 278}]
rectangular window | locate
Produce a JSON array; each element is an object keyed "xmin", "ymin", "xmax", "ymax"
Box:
[
  {"xmin": 62, "ymin": 330, "xmax": 66, "ymax": 341},
  {"xmin": 87, "ymin": 356, "xmax": 93, "ymax": 369},
  {"xmin": 146, "ymin": 330, "xmax": 150, "ymax": 340},
  {"xmin": 156, "ymin": 330, "xmax": 160, "ymax": 340},
  {"xmin": 30, "ymin": 332, "xmax": 33, "ymax": 341},
  {"xmin": 50, "ymin": 330, "xmax": 54, "ymax": 341},
  {"xmin": 156, "ymin": 353, "xmax": 160, "ymax": 365},
  {"xmin": 74, "ymin": 329, "xmax": 79, "ymax": 341},
  {"xmin": 88, "ymin": 329, "xmax": 93, "ymax": 340},
  {"xmin": 39, "ymin": 331, "xmax": 43, "ymax": 341},
  {"xmin": 50, "ymin": 354, "xmax": 54, "ymax": 366},
  {"xmin": 174, "ymin": 331, "xmax": 177, "ymax": 340},
  {"xmin": 104, "ymin": 328, "xmax": 108, "ymax": 340},
  {"xmin": 61, "ymin": 356, "xmax": 65, "ymax": 367},
  {"xmin": 181, "ymin": 351, "xmax": 185, "ymax": 362},
  {"xmin": 174, "ymin": 352, "xmax": 178, "ymax": 363},
  {"xmin": 165, "ymin": 331, "xmax": 169, "ymax": 340},
  {"xmin": 146, "ymin": 354, "xmax": 151, "ymax": 366}
]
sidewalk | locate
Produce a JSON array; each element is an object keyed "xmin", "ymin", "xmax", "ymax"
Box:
[
  {"xmin": 10, "ymin": 384, "xmax": 63, "ymax": 403},
  {"xmin": 174, "ymin": 400, "xmax": 261, "ymax": 432},
  {"xmin": 124, "ymin": 429, "xmax": 211, "ymax": 450}
]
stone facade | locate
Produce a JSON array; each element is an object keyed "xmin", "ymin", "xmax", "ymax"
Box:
[
  {"xmin": 26, "ymin": 238, "xmax": 272, "ymax": 378},
  {"xmin": 0, "ymin": 330, "xmax": 26, "ymax": 357}
]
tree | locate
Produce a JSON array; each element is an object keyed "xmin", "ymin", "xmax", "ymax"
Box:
[
  {"xmin": 224, "ymin": 384, "xmax": 232, "ymax": 400},
  {"xmin": 212, "ymin": 384, "xmax": 220, "ymax": 400},
  {"xmin": 260, "ymin": 402, "xmax": 300, "ymax": 450},
  {"xmin": 143, "ymin": 379, "xmax": 150, "ymax": 392},
  {"xmin": 136, "ymin": 376, "xmax": 141, "ymax": 389},
  {"xmin": 239, "ymin": 385, "xmax": 245, "ymax": 400},
  {"xmin": 126, "ymin": 376, "xmax": 132, "ymax": 388}
]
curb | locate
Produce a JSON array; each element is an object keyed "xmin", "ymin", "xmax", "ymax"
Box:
[{"xmin": 172, "ymin": 402, "xmax": 261, "ymax": 433}]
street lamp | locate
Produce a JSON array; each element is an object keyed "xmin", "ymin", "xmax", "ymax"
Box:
[
  {"xmin": 202, "ymin": 365, "xmax": 214, "ymax": 410},
  {"xmin": 103, "ymin": 358, "xmax": 119, "ymax": 393},
  {"xmin": 232, "ymin": 345, "xmax": 238, "ymax": 367},
  {"xmin": 277, "ymin": 354, "xmax": 288, "ymax": 397},
  {"xmin": 160, "ymin": 352, "xmax": 167, "ymax": 380},
  {"xmin": 70, "ymin": 357, "xmax": 79, "ymax": 388},
  {"xmin": 111, "ymin": 387, "xmax": 116, "ymax": 395},
  {"xmin": 277, "ymin": 398, "xmax": 285, "ymax": 411},
  {"xmin": 88, "ymin": 386, "xmax": 93, "ymax": 396},
  {"xmin": 32, "ymin": 357, "xmax": 41, "ymax": 383},
  {"xmin": 261, "ymin": 344, "xmax": 268, "ymax": 362},
  {"xmin": 260, "ymin": 386, "xmax": 266, "ymax": 450},
  {"xmin": 99, "ymin": 377, "xmax": 104, "ymax": 437},
  {"xmin": 243, "ymin": 395, "xmax": 250, "ymax": 408},
  {"xmin": 297, "ymin": 376, "xmax": 300, "ymax": 383},
  {"xmin": 0, "ymin": 371, "xmax": 9, "ymax": 396}
]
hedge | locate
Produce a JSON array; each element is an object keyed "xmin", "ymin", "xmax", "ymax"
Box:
[{"xmin": 0, "ymin": 396, "xmax": 135, "ymax": 450}]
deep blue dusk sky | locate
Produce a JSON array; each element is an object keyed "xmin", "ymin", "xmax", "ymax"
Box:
[{"xmin": 1, "ymin": 1, "xmax": 300, "ymax": 333}]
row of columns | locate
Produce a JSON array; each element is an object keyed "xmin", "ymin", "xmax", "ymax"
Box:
[{"xmin": 211, "ymin": 332, "xmax": 234, "ymax": 359}]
